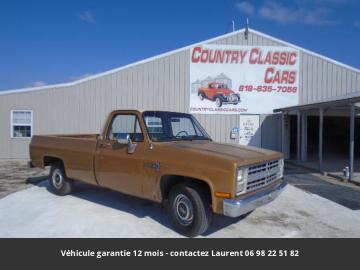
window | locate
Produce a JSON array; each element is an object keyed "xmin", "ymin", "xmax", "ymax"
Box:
[
  {"xmin": 11, "ymin": 110, "xmax": 33, "ymax": 138},
  {"xmin": 170, "ymin": 117, "xmax": 197, "ymax": 137},
  {"xmin": 108, "ymin": 114, "xmax": 143, "ymax": 142},
  {"xmin": 143, "ymin": 111, "xmax": 211, "ymax": 142},
  {"xmin": 145, "ymin": 116, "xmax": 163, "ymax": 134}
]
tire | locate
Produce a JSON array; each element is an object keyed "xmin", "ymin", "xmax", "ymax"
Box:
[
  {"xmin": 215, "ymin": 97, "xmax": 222, "ymax": 107},
  {"xmin": 49, "ymin": 163, "xmax": 73, "ymax": 196},
  {"xmin": 168, "ymin": 183, "xmax": 212, "ymax": 237},
  {"xmin": 198, "ymin": 93, "xmax": 205, "ymax": 101}
]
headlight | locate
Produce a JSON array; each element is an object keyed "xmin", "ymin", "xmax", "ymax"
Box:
[{"xmin": 236, "ymin": 168, "xmax": 248, "ymax": 195}]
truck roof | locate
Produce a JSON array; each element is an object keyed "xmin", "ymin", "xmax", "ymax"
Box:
[{"xmin": 110, "ymin": 109, "xmax": 188, "ymax": 114}]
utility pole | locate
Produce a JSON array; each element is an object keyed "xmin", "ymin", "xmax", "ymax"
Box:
[{"xmin": 245, "ymin": 18, "xmax": 249, "ymax": 40}]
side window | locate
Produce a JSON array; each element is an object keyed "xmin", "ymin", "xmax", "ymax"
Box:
[
  {"xmin": 11, "ymin": 110, "xmax": 33, "ymax": 138},
  {"xmin": 145, "ymin": 116, "xmax": 163, "ymax": 134},
  {"xmin": 109, "ymin": 114, "xmax": 143, "ymax": 142}
]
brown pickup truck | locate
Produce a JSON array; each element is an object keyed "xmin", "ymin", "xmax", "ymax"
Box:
[{"xmin": 30, "ymin": 110, "xmax": 286, "ymax": 237}]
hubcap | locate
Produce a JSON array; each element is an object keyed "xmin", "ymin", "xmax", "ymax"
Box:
[
  {"xmin": 229, "ymin": 94, "xmax": 238, "ymax": 102},
  {"xmin": 52, "ymin": 169, "xmax": 63, "ymax": 189},
  {"xmin": 174, "ymin": 194, "xmax": 194, "ymax": 226}
]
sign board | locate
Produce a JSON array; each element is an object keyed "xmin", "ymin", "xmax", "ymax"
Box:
[
  {"xmin": 189, "ymin": 45, "xmax": 300, "ymax": 114},
  {"xmin": 239, "ymin": 115, "xmax": 261, "ymax": 147}
]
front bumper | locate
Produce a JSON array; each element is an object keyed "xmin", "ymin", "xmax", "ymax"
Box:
[{"xmin": 223, "ymin": 180, "xmax": 287, "ymax": 218}]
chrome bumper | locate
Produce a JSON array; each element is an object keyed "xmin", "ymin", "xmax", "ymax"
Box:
[{"xmin": 223, "ymin": 180, "xmax": 287, "ymax": 218}]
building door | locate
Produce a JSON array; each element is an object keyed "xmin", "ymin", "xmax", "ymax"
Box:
[{"xmin": 239, "ymin": 114, "xmax": 261, "ymax": 147}]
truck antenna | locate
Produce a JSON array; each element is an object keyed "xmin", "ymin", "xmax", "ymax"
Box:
[
  {"xmin": 245, "ymin": 18, "xmax": 249, "ymax": 40},
  {"xmin": 232, "ymin": 20, "xmax": 235, "ymax": 32}
]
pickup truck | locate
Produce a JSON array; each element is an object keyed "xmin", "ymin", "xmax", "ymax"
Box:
[
  {"xmin": 198, "ymin": 82, "xmax": 241, "ymax": 107},
  {"xmin": 30, "ymin": 110, "xmax": 286, "ymax": 237}
]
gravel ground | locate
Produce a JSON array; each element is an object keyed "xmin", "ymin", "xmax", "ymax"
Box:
[{"xmin": 0, "ymin": 160, "xmax": 48, "ymax": 199}]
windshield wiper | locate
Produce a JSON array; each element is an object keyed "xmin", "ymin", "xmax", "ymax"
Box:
[
  {"xmin": 173, "ymin": 136, "xmax": 193, "ymax": 141},
  {"xmin": 195, "ymin": 137, "xmax": 212, "ymax": 141},
  {"xmin": 151, "ymin": 135, "xmax": 211, "ymax": 142},
  {"xmin": 177, "ymin": 136, "xmax": 211, "ymax": 141}
]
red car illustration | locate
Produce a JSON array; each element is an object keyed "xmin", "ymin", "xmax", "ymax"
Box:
[{"xmin": 198, "ymin": 82, "xmax": 241, "ymax": 107}]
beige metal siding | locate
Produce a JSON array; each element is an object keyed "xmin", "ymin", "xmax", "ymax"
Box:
[{"xmin": 1, "ymin": 29, "xmax": 359, "ymax": 159}]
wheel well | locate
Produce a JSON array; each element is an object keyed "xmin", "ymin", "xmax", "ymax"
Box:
[
  {"xmin": 215, "ymin": 94, "xmax": 224, "ymax": 100},
  {"xmin": 160, "ymin": 175, "xmax": 212, "ymax": 204},
  {"xmin": 43, "ymin": 156, "xmax": 64, "ymax": 168}
]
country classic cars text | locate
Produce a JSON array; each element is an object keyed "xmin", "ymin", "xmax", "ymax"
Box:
[{"xmin": 191, "ymin": 46, "xmax": 298, "ymax": 84}]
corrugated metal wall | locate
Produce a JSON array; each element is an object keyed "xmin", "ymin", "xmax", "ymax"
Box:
[{"xmin": 0, "ymin": 30, "xmax": 359, "ymax": 159}]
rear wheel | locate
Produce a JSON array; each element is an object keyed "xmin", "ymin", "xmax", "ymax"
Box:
[
  {"xmin": 198, "ymin": 92, "xmax": 205, "ymax": 101},
  {"xmin": 168, "ymin": 183, "xmax": 212, "ymax": 237},
  {"xmin": 49, "ymin": 163, "xmax": 73, "ymax": 196}
]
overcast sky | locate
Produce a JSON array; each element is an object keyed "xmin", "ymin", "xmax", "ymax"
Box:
[{"xmin": 0, "ymin": 0, "xmax": 359, "ymax": 91}]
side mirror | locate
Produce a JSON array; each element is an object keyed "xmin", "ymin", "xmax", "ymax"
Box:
[
  {"xmin": 117, "ymin": 134, "xmax": 137, "ymax": 154},
  {"xmin": 126, "ymin": 135, "xmax": 137, "ymax": 154}
]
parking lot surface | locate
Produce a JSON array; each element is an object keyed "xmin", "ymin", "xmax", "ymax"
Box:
[{"xmin": 0, "ymin": 175, "xmax": 359, "ymax": 237}]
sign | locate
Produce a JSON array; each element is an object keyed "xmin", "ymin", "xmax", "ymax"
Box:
[
  {"xmin": 189, "ymin": 45, "xmax": 300, "ymax": 114},
  {"xmin": 239, "ymin": 115, "xmax": 261, "ymax": 147}
]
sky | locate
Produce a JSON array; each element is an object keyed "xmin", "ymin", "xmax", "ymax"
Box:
[{"xmin": 0, "ymin": 0, "xmax": 359, "ymax": 91}]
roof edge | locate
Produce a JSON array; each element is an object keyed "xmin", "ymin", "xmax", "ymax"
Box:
[
  {"xmin": 251, "ymin": 29, "xmax": 360, "ymax": 73},
  {"xmin": 274, "ymin": 91, "xmax": 360, "ymax": 112}
]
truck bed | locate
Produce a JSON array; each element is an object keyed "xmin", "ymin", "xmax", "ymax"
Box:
[{"xmin": 30, "ymin": 134, "xmax": 99, "ymax": 185}]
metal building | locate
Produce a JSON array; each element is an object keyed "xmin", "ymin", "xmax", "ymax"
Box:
[{"xmin": 1, "ymin": 28, "xmax": 359, "ymax": 179}]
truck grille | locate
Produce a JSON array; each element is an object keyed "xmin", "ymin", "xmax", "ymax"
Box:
[{"xmin": 246, "ymin": 160, "xmax": 281, "ymax": 192}]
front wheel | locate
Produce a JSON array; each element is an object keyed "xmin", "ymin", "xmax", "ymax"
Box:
[
  {"xmin": 168, "ymin": 183, "xmax": 212, "ymax": 237},
  {"xmin": 49, "ymin": 163, "xmax": 73, "ymax": 196}
]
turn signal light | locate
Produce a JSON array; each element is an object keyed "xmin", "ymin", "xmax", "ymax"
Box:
[{"xmin": 215, "ymin": 192, "xmax": 231, "ymax": 198}]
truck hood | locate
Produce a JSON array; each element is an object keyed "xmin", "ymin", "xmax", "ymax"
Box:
[
  {"xmin": 216, "ymin": 89, "xmax": 234, "ymax": 95},
  {"xmin": 166, "ymin": 141, "xmax": 282, "ymax": 165}
]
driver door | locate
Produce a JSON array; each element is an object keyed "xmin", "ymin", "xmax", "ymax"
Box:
[{"xmin": 94, "ymin": 113, "xmax": 145, "ymax": 197}]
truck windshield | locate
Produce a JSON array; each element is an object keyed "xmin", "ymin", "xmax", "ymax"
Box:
[{"xmin": 143, "ymin": 111, "xmax": 212, "ymax": 142}]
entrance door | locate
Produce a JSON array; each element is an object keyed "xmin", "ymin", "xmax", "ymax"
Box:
[
  {"xmin": 95, "ymin": 113, "xmax": 146, "ymax": 197},
  {"xmin": 239, "ymin": 114, "xmax": 261, "ymax": 147}
]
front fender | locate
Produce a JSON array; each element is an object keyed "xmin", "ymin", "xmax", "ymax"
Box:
[{"xmin": 154, "ymin": 168, "xmax": 233, "ymax": 214}]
